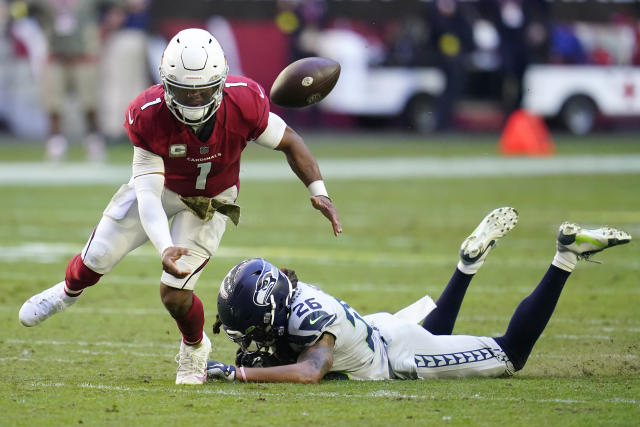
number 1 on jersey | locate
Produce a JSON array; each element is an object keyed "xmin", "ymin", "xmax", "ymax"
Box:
[{"xmin": 195, "ymin": 162, "xmax": 212, "ymax": 190}]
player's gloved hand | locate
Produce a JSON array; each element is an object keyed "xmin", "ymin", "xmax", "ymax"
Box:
[
  {"xmin": 310, "ymin": 195, "xmax": 342, "ymax": 236},
  {"xmin": 206, "ymin": 360, "xmax": 236, "ymax": 382}
]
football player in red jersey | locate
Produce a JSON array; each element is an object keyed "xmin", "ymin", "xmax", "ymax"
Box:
[{"xmin": 18, "ymin": 28, "xmax": 342, "ymax": 385}]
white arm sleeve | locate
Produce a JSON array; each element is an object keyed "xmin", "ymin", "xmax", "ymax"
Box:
[
  {"xmin": 254, "ymin": 112, "xmax": 287, "ymax": 149},
  {"xmin": 133, "ymin": 146, "xmax": 164, "ymax": 177},
  {"xmin": 133, "ymin": 172, "xmax": 173, "ymax": 256}
]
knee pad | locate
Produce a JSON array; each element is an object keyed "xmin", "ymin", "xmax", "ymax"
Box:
[{"xmin": 82, "ymin": 236, "xmax": 119, "ymax": 274}]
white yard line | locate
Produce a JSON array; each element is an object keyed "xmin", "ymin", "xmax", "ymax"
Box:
[
  {"xmin": 533, "ymin": 353, "xmax": 638, "ymax": 360},
  {"xmin": 0, "ymin": 348, "xmax": 166, "ymax": 361},
  {"xmin": 2, "ymin": 305, "xmax": 640, "ymax": 331},
  {"xmin": 4, "ymin": 352, "xmax": 636, "ymax": 364},
  {"xmin": 0, "ymin": 242, "xmax": 639, "ymax": 273},
  {"xmin": 5, "ymin": 338, "xmax": 176, "ymax": 349},
  {"xmin": 1, "ymin": 154, "xmax": 640, "ymax": 185},
  {"xmin": 15, "ymin": 381, "xmax": 639, "ymax": 406},
  {"xmin": 3, "ymin": 347, "xmax": 635, "ymax": 362},
  {"xmin": 2, "ymin": 303, "xmax": 640, "ymax": 329}
]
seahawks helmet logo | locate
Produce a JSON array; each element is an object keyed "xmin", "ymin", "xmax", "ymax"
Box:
[{"xmin": 253, "ymin": 269, "xmax": 278, "ymax": 306}]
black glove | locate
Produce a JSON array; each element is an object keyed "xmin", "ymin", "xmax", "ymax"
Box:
[
  {"xmin": 206, "ymin": 360, "xmax": 236, "ymax": 382},
  {"xmin": 235, "ymin": 348, "xmax": 283, "ymax": 368}
]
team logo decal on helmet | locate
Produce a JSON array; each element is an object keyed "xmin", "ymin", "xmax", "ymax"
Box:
[
  {"xmin": 217, "ymin": 258, "xmax": 295, "ymax": 352},
  {"xmin": 253, "ymin": 269, "xmax": 278, "ymax": 306}
]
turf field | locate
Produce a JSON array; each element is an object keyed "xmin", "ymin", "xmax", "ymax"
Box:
[{"xmin": 1, "ymin": 133, "xmax": 639, "ymax": 426}]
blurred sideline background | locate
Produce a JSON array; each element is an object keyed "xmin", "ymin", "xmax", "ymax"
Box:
[{"xmin": 0, "ymin": 0, "xmax": 639, "ymax": 155}]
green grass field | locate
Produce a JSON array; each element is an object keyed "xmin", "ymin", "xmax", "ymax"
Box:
[{"xmin": 1, "ymin": 133, "xmax": 639, "ymax": 426}]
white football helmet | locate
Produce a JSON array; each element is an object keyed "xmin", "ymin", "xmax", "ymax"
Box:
[{"xmin": 159, "ymin": 28, "xmax": 228, "ymax": 125}]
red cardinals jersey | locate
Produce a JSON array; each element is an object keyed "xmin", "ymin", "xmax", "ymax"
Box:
[{"xmin": 124, "ymin": 75, "xmax": 270, "ymax": 198}]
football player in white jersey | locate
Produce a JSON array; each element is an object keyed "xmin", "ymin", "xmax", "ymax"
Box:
[{"xmin": 206, "ymin": 207, "xmax": 631, "ymax": 383}]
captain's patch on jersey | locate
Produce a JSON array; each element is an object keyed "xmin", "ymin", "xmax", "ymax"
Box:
[{"xmin": 169, "ymin": 144, "xmax": 187, "ymax": 157}]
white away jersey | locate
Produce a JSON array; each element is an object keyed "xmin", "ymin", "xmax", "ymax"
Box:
[{"xmin": 286, "ymin": 282, "xmax": 390, "ymax": 380}]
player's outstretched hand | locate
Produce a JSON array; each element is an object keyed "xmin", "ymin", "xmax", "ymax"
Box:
[
  {"xmin": 310, "ymin": 195, "xmax": 342, "ymax": 236},
  {"xmin": 161, "ymin": 246, "xmax": 192, "ymax": 278},
  {"xmin": 206, "ymin": 360, "xmax": 237, "ymax": 382}
]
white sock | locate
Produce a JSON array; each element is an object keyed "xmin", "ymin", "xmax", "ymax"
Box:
[
  {"xmin": 457, "ymin": 260, "xmax": 482, "ymax": 275},
  {"xmin": 552, "ymin": 250, "xmax": 578, "ymax": 272}
]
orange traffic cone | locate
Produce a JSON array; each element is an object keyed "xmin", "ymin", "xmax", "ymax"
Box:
[{"xmin": 499, "ymin": 109, "xmax": 554, "ymax": 156}]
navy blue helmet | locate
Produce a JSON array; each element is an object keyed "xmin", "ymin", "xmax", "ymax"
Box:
[{"xmin": 217, "ymin": 258, "xmax": 295, "ymax": 351}]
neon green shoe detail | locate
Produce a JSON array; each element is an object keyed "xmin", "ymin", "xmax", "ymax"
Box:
[
  {"xmin": 557, "ymin": 222, "xmax": 631, "ymax": 262},
  {"xmin": 575, "ymin": 234, "xmax": 607, "ymax": 248}
]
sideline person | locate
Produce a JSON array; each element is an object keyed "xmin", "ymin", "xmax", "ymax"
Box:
[{"xmin": 28, "ymin": 0, "xmax": 122, "ymax": 162}]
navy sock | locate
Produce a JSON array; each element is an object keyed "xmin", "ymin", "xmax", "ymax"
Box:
[
  {"xmin": 494, "ymin": 265, "xmax": 571, "ymax": 371},
  {"xmin": 422, "ymin": 268, "xmax": 473, "ymax": 334}
]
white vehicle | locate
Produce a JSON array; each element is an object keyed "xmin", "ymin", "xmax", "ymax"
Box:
[
  {"xmin": 320, "ymin": 66, "xmax": 445, "ymax": 133},
  {"xmin": 522, "ymin": 65, "xmax": 640, "ymax": 135},
  {"xmin": 314, "ymin": 29, "xmax": 445, "ymax": 133}
]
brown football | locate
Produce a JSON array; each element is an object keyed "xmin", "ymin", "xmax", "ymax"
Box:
[{"xmin": 269, "ymin": 57, "xmax": 341, "ymax": 108}]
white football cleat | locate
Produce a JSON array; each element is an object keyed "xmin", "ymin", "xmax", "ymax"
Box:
[
  {"xmin": 175, "ymin": 332, "xmax": 212, "ymax": 385},
  {"xmin": 557, "ymin": 222, "xmax": 631, "ymax": 262},
  {"xmin": 460, "ymin": 207, "xmax": 519, "ymax": 265},
  {"xmin": 19, "ymin": 281, "xmax": 78, "ymax": 327}
]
